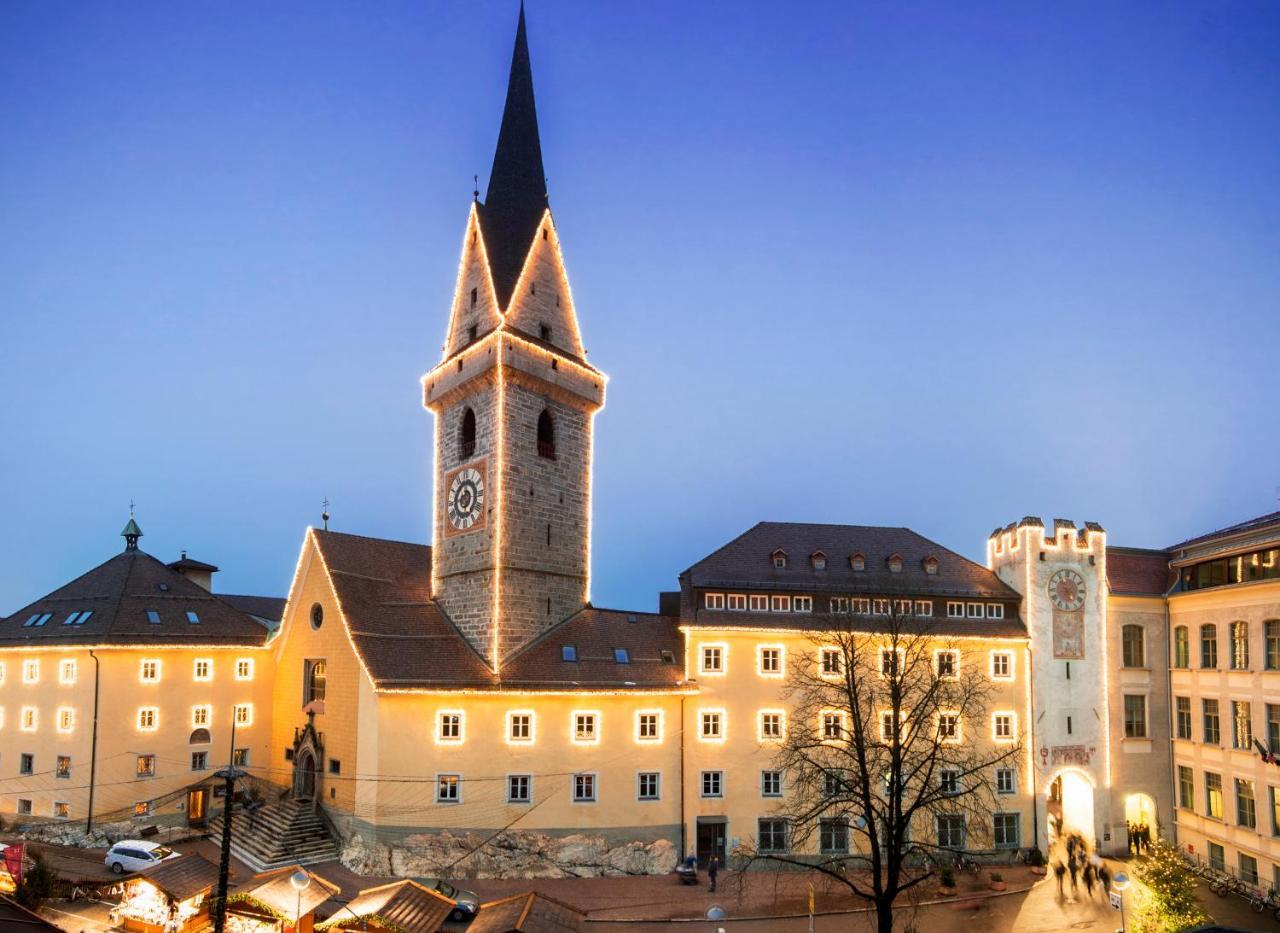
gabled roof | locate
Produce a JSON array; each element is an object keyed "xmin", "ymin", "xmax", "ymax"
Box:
[
  {"xmin": 221, "ymin": 594, "xmax": 287, "ymax": 626},
  {"xmin": 0, "ymin": 548, "xmax": 272, "ymax": 647},
  {"xmin": 685, "ymin": 522, "xmax": 1020, "ymax": 600},
  {"xmin": 321, "ymin": 879, "xmax": 454, "ymax": 932},
  {"xmin": 1106, "ymin": 547, "xmax": 1173, "ymax": 597},
  {"xmin": 469, "ymin": 891, "xmax": 586, "ymax": 933},
  {"xmin": 233, "ymin": 865, "xmax": 339, "ymax": 918},
  {"xmin": 1168, "ymin": 510, "xmax": 1280, "ymax": 552},
  {"xmin": 138, "ymin": 854, "xmax": 221, "ymax": 901},
  {"xmin": 480, "ymin": 4, "xmax": 548, "ymax": 309}
]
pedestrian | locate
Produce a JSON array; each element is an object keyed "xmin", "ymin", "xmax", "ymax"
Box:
[
  {"xmin": 1082, "ymin": 863, "xmax": 1095, "ymax": 898},
  {"xmin": 1125, "ymin": 822, "xmax": 1134, "ymax": 855},
  {"xmin": 1141, "ymin": 823, "xmax": 1151, "ymax": 853},
  {"xmin": 1068, "ymin": 855, "xmax": 1080, "ymax": 895},
  {"xmin": 1099, "ymin": 863, "xmax": 1111, "ymax": 894},
  {"xmin": 708, "ymin": 855, "xmax": 718, "ymax": 893},
  {"xmin": 1065, "ymin": 834, "xmax": 1077, "ymax": 860},
  {"xmin": 1053, "ymin": 861, "xmax": 1066, "ymax": 897}
]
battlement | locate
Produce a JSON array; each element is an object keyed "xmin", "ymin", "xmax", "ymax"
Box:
[{"xmin": 987, "ymin": 516, "xmax": 1106, "ymax": 568}]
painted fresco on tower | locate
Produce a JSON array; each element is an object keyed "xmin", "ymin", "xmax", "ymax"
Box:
[{"xmin": 1052, "ymin": 610, "xmax": 1085, "ymax": 659}]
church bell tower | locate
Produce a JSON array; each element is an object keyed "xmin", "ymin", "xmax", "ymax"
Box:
[{"xmin": 423, "ymin": 6, "xmax": 605, "ymax": 670}]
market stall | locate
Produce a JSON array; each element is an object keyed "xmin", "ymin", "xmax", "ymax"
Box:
[
  {"xmin": 466, "ymin": 892, "xmax": 586, "ymax": 933},
  {"xmin": 227, "ymin": 865, "xmax": 340, "ymax": 933},
  {"xmin": 317, "ymin": 879, "xmax": 454, "ymax": 932},
  {"xmin": 111, "ymin": 854, "xmax": 220, "ymax": 933}
]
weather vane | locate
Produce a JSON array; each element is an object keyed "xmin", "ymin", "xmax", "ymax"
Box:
[
  {"xmin": 473, "ymin": 174, "xmax": 479, "ymax": 200},
  {"xmin": 129, "ymin": 498, "xmax": 136, "ymax": 518},
  {"xmin": 322, "ymin": 497, "xmax": 330, "ymax": 531}
]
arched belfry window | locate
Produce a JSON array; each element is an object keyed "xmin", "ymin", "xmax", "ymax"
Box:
[
  {"xmin": 537, "ymin": 409, "xmax": 556, "ymax": 460},
  {"xmin": 306, "ymin": 660, "xmax": 327, "ymax": 705},
  {"xmin": 459, "ymin": 408, "xmax": 476, "ymax": 461}
]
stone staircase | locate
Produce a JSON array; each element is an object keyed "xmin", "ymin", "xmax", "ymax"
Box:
[{"xmin": 207, "ymin": 797, "xmax": 339, "ymax": 871}]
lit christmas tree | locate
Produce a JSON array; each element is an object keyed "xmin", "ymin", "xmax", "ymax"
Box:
[{"xmin": 1132, "ymin": 840, "xmax": 1209, "ymax": 933}]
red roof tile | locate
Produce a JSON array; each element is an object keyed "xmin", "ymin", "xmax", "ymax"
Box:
[{"xmin": 1106, "ymin": 547, "xmax": 1173, "ymax": 597}]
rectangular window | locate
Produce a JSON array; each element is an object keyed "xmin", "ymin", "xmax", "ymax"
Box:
[
  {"xmin": 936, "ymin": 814, "xmax": 965, "ymax": 849},
  {"xmin": 53, "ymin": 801, "xmax": 69, "ymax": 820},
  {"xmin": 573, "ymin": 773, "xmax": 596, "ymax": 802},
  {"xmin": 235, "ymin": 658, "xmax": 254, "ymax": 681},
  {"xmin": 137, "ymin": 754, "xmax": 156, "ymax": 777},
  {"xmin": 820, "ymin": 818, "xmax": 850, "ymax": 854},
  {"xmin": 967, "ymin": 602, "xmax": 984, "ymax": 618},
  {"xmin": 191, "ymin": 751, "xmax": 208, "ymax": 771},
  {"xmin": 761, "ymin": 770, "xmax": 782, "ymax": 797},
  {"xmin": 700, "ymin": 710, "xmax": 723, "ymax": 741},
  {"xmin": 1271, "ymin": 786, "xmax": 1280, "ymax": 836},
  {"xmin": 701, "ymin": 771, "xmax": 723, "ymax": 797},
  {"xmin": 57, "ymin": 707, "xmax": 74, "ymax": 733},
  {"xmin": 193, "ymin": 659, "xmax": 212, "ymax": 682},
  {"xmin": 793, "ymin": 595, "xmax": 813, "ymax": 612},
  {"xmin": 771, "ymin": 595, "xmax": 791, "ymax": 612},
  {"xmin": 234, "ymin": 704, "xmax": 252, "ymax": 726},
  {"xmin": 1268, "ymin": 704, "xmax": 1280, "ymax": 754},
  {"xmin": 133, "ymin": 801, "xmax": 150, "ymax": 818},
  {"xmin": 1178, "ymin": 766, "xmax": 1194, "ymax": 810},
  {"xmin": 137, "ymin": 707, "xmax": 158, "ymax": 731},
  {"xmin": 820, "ymin": 648, "xmax": 842, "ymax": 677},
  {"xmin": 757, "ymin": 819, "xmax": 787, "ymax": 853},
  {"xmin": 636, "ymin": 711, "xmax": 660, "ymax": 742},
  {"xmin": 830, "ymin": 596, "xmax": 850, "ymax": 614},
  {"xmin": 508, "ymin": 774, "xmax": 531, "ymax": 803},
  {"xmin": 940, "ymin": 769, "xmax": 960, "ymax": 795},
  {"xmin": 916, "ymin": 600, "xmax": 933, "ymax": 617},
  {"xmin": 20, "ymin": 753, "xmax": 34, "ymax": 775},
  {"xmin": 1174, "ymin": 626, "xmax": 1190, "ymax": 668},
  {"xmin": 873, "ymin": 599, "xmax": 890, "ymax": 615},
  {"xmin": 573, "ymin": 712, "xmax": 599, "ymax": 743},
  {"xmin": 704, "ymin": 592, "xmax": 724, "ymax": 610},
  {"xmin": 1236, "ymin": 778, "xmax": 1257, "ymax": 829},
  {"xmin": 1268, "ymin": 621, "xmax": 1280, "ymax": 671},
  {"xmin": 437, "ymin": 711, "xmax": 463, "ymax": 743},
  {"xmin": 1203, "ymin": 699, "xmax": 1221, "ymax": 745},
  {"xmin": 56, "ymin": 755, "xmax": 71, "ymax": 779},
  {"xmin": 1202, "ymin": 626, "xmax": 1219, "ymax": 669},
  {"xmin": 192, "ymin": 705, "xmax": 210, "ymax": 727},
  {"xmin": 990, "ymin": 652, "xmax": 1013, "ymax": 679},
  {"xmin": 140, "ymin": 659, "xmax": 160, "ymax": 682},
  {"xmin": 1233, "ymin": 700, "xmax": 1252, "ymax": 750},
  {"xmin": 233, "ymin": 748, "xmax": 249, "ymax": 767},
  {"xmin": 700, "ymin": 645, "xmax": 725, "ymax": 674},
  {"xmin": 329, "ymin": 759, "xmax": 340, "ymax": 775},
  {"xmin": 1240, "ymin": 853, "xmax": 1260, "ymax": 886},
  {"xmin": 1123, "ymin": 695, "xmax": 1147, "ymax": 738},
  {"xmin": 1175, "ymin": 697, "xmax": 1192, "ymax": 739},
  {"xmin": 852, "ymin": 598, "xmax": 870, "ymax": 614},
  {"xmin": 758, "ymin": 646, "xmax": 782, "ymax": 676},
  {"xmin": 993, "ymin": 712, "xmax": 1015, "ymax": 741},
  {"xmin": 880, "ymin": 648, "xmax": 900, "ymax": 676},
  {"xmin": 637, "ymin": 772, "xmax": 660, "ymax": 801},
  {"xmin": 508, "ymin": 712, "xmax": 533, "ymax": 743},
  {"xmin": 759, "ymin": 711, "xmax": 784, "ymax": 741},
  {"xmin": 16, "ymin": 800, "xmax": 31, "ymax": 816},
  {"xmin": 22, "ymin": 660, "xmax": 39, "ymax": 684},
  {"xmin": 749, "ymin": 594, "xmax": 769, "ymax": 612},
  {"xmin": 20, "ymin": 707, "xmax": 36, "ymax": 732},
  {"xmin": 996, "ymin": 768, "xmax": 1016, "ymax": 795},
  {"xmin": 993, "ymin": 813, "xmax": 1021, "ymax": 849},
  {"xmin": 987, "ymin": 604, "xmax": 1005, "ymax": 619},
  {"xmin": 58, "ymin": 659, "xmax": 76, "ymax": 684},
  {"xmin": 1208, "ymin": 842, "xmax": 1225, "ymax": 872},
  {"xmin": 725, "ymin": 593, "xmax": 746, "ymax": 610},
  {"xmin": 880, "ymin": 710, "xmax": 898, "ymax": 743},
  {"xmin": 821, "ymin": 711, "xmax": 845, "ymax": 741},
  {"xmin": 947, "ymin": 601, "xmax": 964, "ymax": 618},
  {"xmin": 894, "ymin": 599, "xmax": 913, "ymax": 616},
  {"xmin": 938, "ymin": 712, "xmax": 960, "ymax": 742},
  {"xmin": 437, "ymin": 774, "xmax": 460, "ymax": 803},
  {"xmin": 1206, "ymin": 772, "xmax": 1223, "ymax": 820},
  {"xmin": 936, "ymin": 650, "xmax": 958, "ymax": 679}
]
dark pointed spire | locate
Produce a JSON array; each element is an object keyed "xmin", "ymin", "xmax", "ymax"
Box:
[{"xmin": 480, "ymin": 2, "xmax": 548, "ymax": 310}]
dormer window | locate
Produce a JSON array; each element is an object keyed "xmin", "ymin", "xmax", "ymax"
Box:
[
  {"xmin": 887, "ymin": 553, "xmax": 903, "ymax": 574},
  {"xmin": 811, "ymin": 551, "xmax": 827, "ymax": 570},
  {"xmin": 850, "ymin": 553, "xmax": 865, "ymax": 572},
  {"xmin": 923, "ymin": 556, "xmax": 939, "ymax": 575},
  {"xmin": 772, "ymin": 549, "xmax": 788, "ymax": 570}
]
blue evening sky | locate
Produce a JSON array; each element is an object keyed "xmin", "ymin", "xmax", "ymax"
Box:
[{"xmin": 2, "ymin": 1, "xmax": 1278, "ymax": 611}]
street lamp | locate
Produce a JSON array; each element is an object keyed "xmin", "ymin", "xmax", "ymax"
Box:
[
  {"xmin": 1111, "ymin": 871, "xmax": 1130, "ymax": 933},
  {"xmin": 290, "ymin": 869, "xmax": 311, "ymax": 932}
]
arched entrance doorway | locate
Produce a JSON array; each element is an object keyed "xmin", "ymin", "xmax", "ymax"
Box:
[
  {"xmin": 1125, "ymin": 792, "xmax": 1157, "ymax": 835},
  {"xmin": 1046, "ymin": 768, "xmax": 1095, "ymax": 845},
  {"xmin": 294, "ymin": 749, "xmax": 317, "ymax": 800}
]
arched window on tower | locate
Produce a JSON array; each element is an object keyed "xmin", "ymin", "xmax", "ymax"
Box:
[
  {"xmin": 305, "ymin": 660, "xmax": 327, "ymax": 705},
  {"xmin": 459, "ymin": 408, "xmax": 476, "ymax": 461},
  {"xmin": 537, "ymin": 409, "xmax": 556, "ymax": 460}
]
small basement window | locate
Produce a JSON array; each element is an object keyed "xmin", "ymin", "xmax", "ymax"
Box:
[
  {"xmin": 614, "ymin": 648, "xmax": 630, "ymax": 664},
  {"xmin": 561, "ymin": 645, "xmax": 578, "ymax": 662}
]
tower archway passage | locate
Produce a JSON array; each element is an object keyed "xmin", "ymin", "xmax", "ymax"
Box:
[{"xmin": 1047, "ymin": 768, "xmax": 1096, "ymax": 845}]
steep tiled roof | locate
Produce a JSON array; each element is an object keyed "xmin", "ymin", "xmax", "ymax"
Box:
[
  {"xmin": 324, "ymin": 879, "xmax": 454, "ymax": 932},
  {"xmin": 139, "ymin": 854, "xmax": 220, "ymax": 901},
  {"xmin": 685, "ymin": 522, "xmax": 1020, "ymax": 599},
  {"xmin": 221, "ymin": 594, "xmax": 287, "ymax": 625},
  {"xmin": 1106, "ymin": 547, "xmax": 1173, "ymax": 597},
  {"xmin": 0, "ymin": 549, "xmax": 272, "ymax": 647},
  {"xmin": 1168, "ymin": 510, "xmax": 1280, "ymax": 551},
  {"xmin": 469, "ymin": 891, "xmax": 586, "ymax": 933},
  {"xmin": 501, "ymin": 608, "xmax": 686, "ymax": 689}
]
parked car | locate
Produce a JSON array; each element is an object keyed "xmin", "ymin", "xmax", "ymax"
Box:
[
  {"xmin": 415, "ymin": 877, "xmax": 480, "ymax": 922},
  {"xmin": 104, "ymin": 840, "xmax": 181, "ymax": 874}
]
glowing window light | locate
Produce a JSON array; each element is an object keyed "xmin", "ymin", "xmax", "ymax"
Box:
[
  {"xmin": 698, "ymin": 643, "xmax": 728, "ymax": 676},
  {"xmin": 57, "ymin": 707, "xmax": 74, "ymax": 734},
  {"xmin": 698, "ymin": 708, "xmax": 726, "ymax": 743},
  {"xmin": 234, "ymin": 704, "xmax": 252, "ymax": 726},
  {"xmin": 990, "ymin": 650, "xmax": 1014, "ymax": 680},
  {"xmin": 235, "ymin": 658, "xmax": 254, "ymax": 681},
  {"xmin": 139, "ymin": 659, "xmax": 160, "ymax": 683},
  {"xmin": 58, "ymin": 659, "xmax": 77, "ymax": 685},
  {"xmin": 192, "ymin": 705, "xmax": 211, "ymax": 727},
  {"xmin": 992, "ymin": 711, "xmax": 1017, "ymax": 743},
  {"xmin": 635, "ymin": 709, "xmax": 663, "ymax": 743},
  {"xmin": 571, "ymin": 710, "xmax": 600, "ymax": 745},
  {"xmin": 22, "ymin": 660, "xmax": 39, "ymax": 684},
  {"xmin": 193, "ymin": 659, "xmax": 213, "ymax": 682},
  {"xmin": 757, "ymin": 644, "xmax": 785, "ymax": 678},
  {"xmin": 819, "ymin": 647, "xmax": 843, "ymax": 679},
  {"xmin": 20, "ymin": 707, "xmax": 37, "ymax": 732},
  {"xmin": 436, "ymin": 710, "xmax": 464, "ymax": 744},
  {"xmin": 934, "ymin": 649, "xmax": 960, "ymax": 680},
  {"xmin": 758, "ymin": 709, "xmax": 786, "ymax": 743},
  {"xmin": 506, "ymin": 710, "xmax": 535, "ymax": 745},
  {"xmin": 137, "ymin": 707, "xmax": 158, "ymax": 731}
]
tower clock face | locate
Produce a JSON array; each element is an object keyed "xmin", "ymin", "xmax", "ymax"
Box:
[
  {"xmin": 446, "ymin": 465, "xmax": 485, "ymax": 532},
  {"xmin": 1048, "ymin": 569, "xmax": 1086, "ymax": 611}
]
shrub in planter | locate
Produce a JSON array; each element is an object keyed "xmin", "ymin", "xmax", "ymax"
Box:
[{"xmin": 989, "ymin": 871, "xmax": 1006, "ymax": 891}]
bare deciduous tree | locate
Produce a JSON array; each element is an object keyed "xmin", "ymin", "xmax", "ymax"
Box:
[{"xmin": 737, "ymin": 600, "xmax": 1023, "ymax": 933}]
